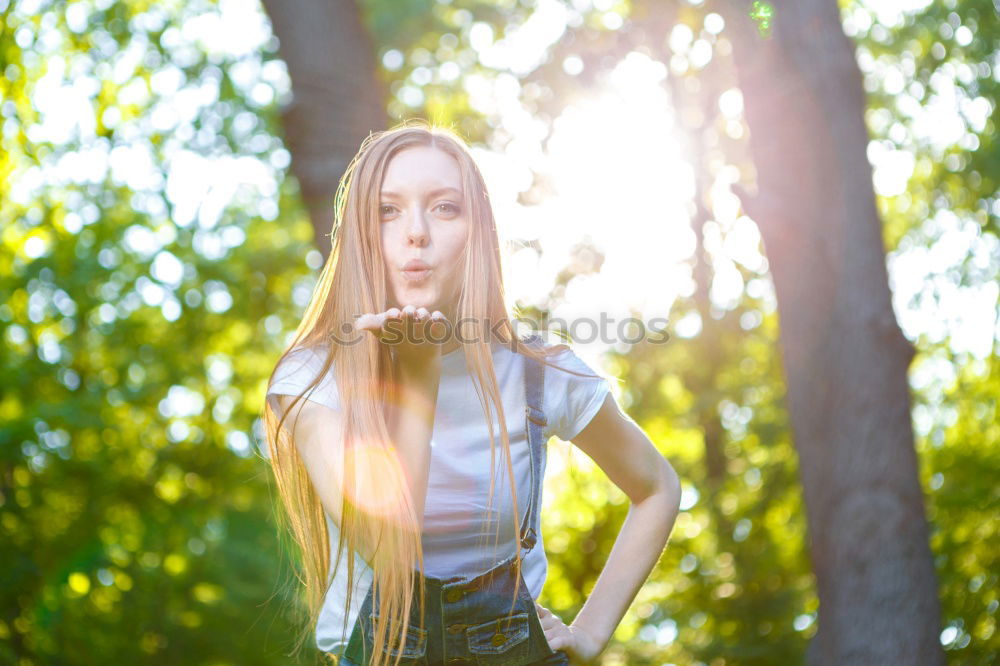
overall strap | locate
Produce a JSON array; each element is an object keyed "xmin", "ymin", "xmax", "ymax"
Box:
[{"xmin": 520, "ymin": 333, "xmax": 547, "ymax": 552}]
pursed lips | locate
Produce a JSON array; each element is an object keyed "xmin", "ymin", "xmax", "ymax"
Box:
[{"xmin": 400, "ymin": 268, "xmax": 434, "ymax": 282}]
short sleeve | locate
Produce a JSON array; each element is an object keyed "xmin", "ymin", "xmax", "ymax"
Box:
[
  {"xmin": 266, "ymin": 345, "xmax": 341, "ymax": 415},
  {"xmin": 540, "ymin": 346, "xmax": 611, "ymax": 442}
]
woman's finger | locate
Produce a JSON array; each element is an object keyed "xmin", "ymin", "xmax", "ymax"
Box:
[
  {"xmin": 353, "ymin": 312, "xmax": 383, "ymax": 331},
  {"xmin": 355, "ymin": 307, "xmax": 451, "ymax": 344},
  {"xmin": 356, "ymin": 309, "xmax": 401, "ymax": 334},
  {"xmin": 380, "ymin": 308, "xmax": 402, "ymax": 332}
]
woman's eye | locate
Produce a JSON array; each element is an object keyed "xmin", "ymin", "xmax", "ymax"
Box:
[{"xmin": 379, "ymin": 203, "xmax": 459, "ymax": 217}]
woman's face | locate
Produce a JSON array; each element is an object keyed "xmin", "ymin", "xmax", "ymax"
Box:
[{"xmin": 379, "ymin": 146, "xmax": 469, "ymax": 318}]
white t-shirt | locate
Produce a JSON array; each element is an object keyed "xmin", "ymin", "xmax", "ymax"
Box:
[{"xmin": 265, "ymin": 339, "xmax": 611, "ymax": 655}]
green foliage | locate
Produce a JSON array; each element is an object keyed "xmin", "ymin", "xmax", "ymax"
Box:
[
  {"xmin": 916, "ymin": 343, "xmax": 999, "ymax": 663},
  {"xmin": 1, "ymin": 0, "xmax": 996, "ymax": 664},
  {"xmin": 850, "ymin": 0, "xmax": 999, "ymax": 660},
  {"xmin": 1, "ymin": 0, "xmax": 321, "ymax": 662}
]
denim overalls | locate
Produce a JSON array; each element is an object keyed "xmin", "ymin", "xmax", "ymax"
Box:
[{"xmin": 336, "ymin": 338, "xmax": 570, "ymax": 666}]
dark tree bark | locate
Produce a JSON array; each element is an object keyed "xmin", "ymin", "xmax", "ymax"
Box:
[
  {"xmin": 260, "ymin": 0, "xmax": 388, "ymax": 258},
  {"xmin": 710, "ymin": 0, "xmax": 945, "ymax": 663}
]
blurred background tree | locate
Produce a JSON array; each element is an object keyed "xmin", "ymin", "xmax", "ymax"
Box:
[{"xmin": 1, "ymin": 0, "xmax": 995, "ymax": 665}]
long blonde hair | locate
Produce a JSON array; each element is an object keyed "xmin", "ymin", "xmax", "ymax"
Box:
[{"xmin": 262, "ymin": 120, "xmax": 594, "ymax": 665}]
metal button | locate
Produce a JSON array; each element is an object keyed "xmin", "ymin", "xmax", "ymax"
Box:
[
  {"xmin": 445, "ymin": 589, "xmax": 462, "ymax": 603},
  {"xmin": 491, "ymin": 633, "xmax": 506, "ymax": 646}
]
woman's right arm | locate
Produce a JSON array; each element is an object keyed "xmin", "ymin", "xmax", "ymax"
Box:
[
  {"xmin": 383, "ymin": 355, "xmax": 440, "ymax": 532},
  {"xmin": 274, "ymin": 359, "xmax": 438, "ymax": 560},
  {"xmin": 275, "ymin": 307, "xmax": 444, "ymax": 558},
  {"xmin": 352, "ymin": 306, "xmax": 446, "ymax": 533},
  {"xmin": 274, "ymin": 395, "xmax": 383, "ymax": 560}
]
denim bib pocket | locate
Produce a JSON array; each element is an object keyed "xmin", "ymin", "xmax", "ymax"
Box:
[
  {"xmin": 369, "ymin": 611, "xmax": 428, "ymax": 659},
  {"xmin": 466, "ymin": 611, "xmax": 530, "ymax": 659}
]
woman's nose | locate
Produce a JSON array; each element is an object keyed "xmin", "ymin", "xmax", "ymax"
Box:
[{"xmin": 406, "ymin": 214, "xmax": 429, "ymax": 246}]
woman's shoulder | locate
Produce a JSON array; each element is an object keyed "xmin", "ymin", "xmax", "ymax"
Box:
[
  {"xmin": 272, "ymin": 343, "xmax": 332, "ymax": 378},
  {"xmin": 525, "ymin": 336, "xmax": 612, "ymax": 441},
  {"xmin": 516, "ymin": 332, "xmax": 591, "ymax": 369},
  {"xmin": 267, "ymin": 343, "xmax": 339, "ymax": 409},
  {"xmin": 514, "ymin": 331, "xmax": 569, "ymax": 356}
]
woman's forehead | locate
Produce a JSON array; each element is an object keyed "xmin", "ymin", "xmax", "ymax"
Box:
[{"xmin": 382, "ymin": 147, "xmax": 463, "ymax": 192}]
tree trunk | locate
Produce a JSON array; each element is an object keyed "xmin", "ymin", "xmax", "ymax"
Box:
[
  {"xmin": 712, "ymin": 0, "xmax": 945, "ymax": 663},
  {"xmin": 260, "ymin": 0, "xmax": 388, "ymax": 258}
]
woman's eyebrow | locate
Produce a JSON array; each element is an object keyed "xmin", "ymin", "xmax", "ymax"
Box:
[{"xmin": 380, "ymin": 186, "xmax": 463, "ymax": 198}]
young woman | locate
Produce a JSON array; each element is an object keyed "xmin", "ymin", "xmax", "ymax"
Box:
[{"xmin": 262, "ymin": 121, "xmax": 681, "ymax": 666}]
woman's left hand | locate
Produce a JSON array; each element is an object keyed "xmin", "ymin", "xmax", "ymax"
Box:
[{"xmin": 534, "ymin": 601, "xmax": 604, "ymax": 664}]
